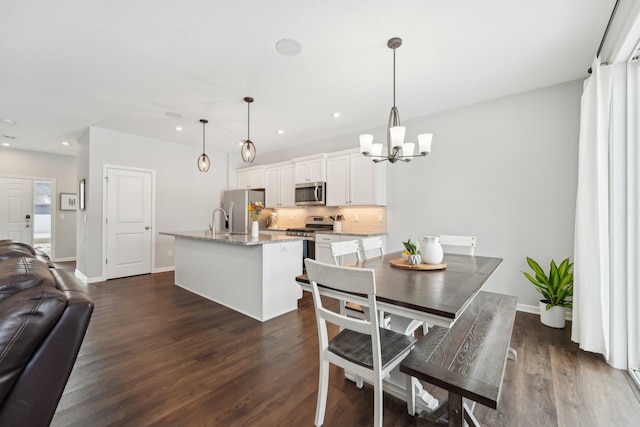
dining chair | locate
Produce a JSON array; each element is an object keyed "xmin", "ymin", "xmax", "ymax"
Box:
[
  {"xmin": 437, "ymin": 234, "xmax": 476, "ymax": 255},
  {"xmin": 360, "ymin": 236, "xmax": 385, "ymax": 260},
  {"xmin": 419, "ymin": 235, "xmax": 477, "ymax": 335},
  {"xmin": 330, "ymin": 240, "xmax": 369, "ymax": 321},
  {"xmin": 304, "ymin": 258, "xmax": 417, "ymax": 427}
]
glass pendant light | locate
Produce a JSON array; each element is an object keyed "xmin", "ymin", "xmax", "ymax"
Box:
[
  {"xmin": 241, "ymin": 97, "xmax": 256, "ymax": 163},
  {"xmin": 197, "ymin": 119, "xmax": 211, "ymax": 172}
]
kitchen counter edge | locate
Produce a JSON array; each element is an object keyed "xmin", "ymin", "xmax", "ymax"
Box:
[{"xmin": 160, "ymin": 231, "xmax": 305, "ymax": 246}]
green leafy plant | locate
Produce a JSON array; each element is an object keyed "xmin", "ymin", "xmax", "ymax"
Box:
[
  {"xmin": 402, "ymin": 239, "xmax": 419, "ymax": 255},
  {"xmin": 523, "ymin": 257, "xmax": 573, "ymax": 310}
]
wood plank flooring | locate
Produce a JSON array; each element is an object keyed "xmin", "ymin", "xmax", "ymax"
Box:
[{"xmin": 51, "ymin": 267, "xmax": 640, "ymax": 426}]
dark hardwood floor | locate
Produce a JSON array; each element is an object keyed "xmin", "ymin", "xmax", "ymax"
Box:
[{"xmin": 51, "ymin": 266, "xmax": 640, "ymax": 426}]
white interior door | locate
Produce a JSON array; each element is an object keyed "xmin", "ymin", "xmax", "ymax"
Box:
[
  {"xmin": 0, "ymin": 177, "xmax": 33, "ymax": 245},
  {"xmin": 106, "ymin": 168, "xmax": 152, "ymax": 279}
]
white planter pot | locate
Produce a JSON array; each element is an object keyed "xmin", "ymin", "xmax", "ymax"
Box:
[{"xmin": 539, "ymin": 300, "xmax": 566, "ymax": 328}]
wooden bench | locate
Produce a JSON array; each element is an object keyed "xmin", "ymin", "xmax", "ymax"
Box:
[{"xmin": 400, "ymin": 291, "xmax": 517, "ymax": 427}]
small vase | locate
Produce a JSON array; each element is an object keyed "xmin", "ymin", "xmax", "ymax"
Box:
[
  {"xmin": 251, "ymin": 221, "xmax": 259, "ymax": 238},
  {"xmin": 408, "ymin": 254, "xmax": 422, "ymax": 265},
  {"xmin": 421, "ymin": 235, "xmax": 444, "ymax": 264}
]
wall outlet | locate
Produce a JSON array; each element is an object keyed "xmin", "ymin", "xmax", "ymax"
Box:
[
  {"xmin": 355, "ymin": 215, "xmax": 359, "ymax": 222},
  {"xmin": 168, "ymin": 250, "xmax": 173, "ymax": 257},
  {"xmin": 378, "ymin": 215, "xmax": 384, "ymax": 223}
]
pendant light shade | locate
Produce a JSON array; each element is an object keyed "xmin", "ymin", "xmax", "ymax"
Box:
[
  {"xmin": 359, "ymin": 37, "xmax": 433, "ymax": 164},
  {"xmin": 241, "ymin": 97, "xmax": 256, "ymax": 163},
  {"xmin": 197, "ymin": 119, "xmax": 211, "ymax": 172}
]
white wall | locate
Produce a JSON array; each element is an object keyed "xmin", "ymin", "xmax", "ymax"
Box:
[
  {"xmin": 76, "ymin": 127, "xmax": 230, "ymax": 281},
  {"xmin": 0, "ymin": 148, "xmax": 77, "ymax": 260},
  {"xmin": 259, "ymin": 80, "xmax": 583, "ymax": 308}
]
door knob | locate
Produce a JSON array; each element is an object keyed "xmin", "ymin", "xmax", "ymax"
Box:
[{"xmin": 145, "ymin": 226, "xmax": 151, "ymax": 230}]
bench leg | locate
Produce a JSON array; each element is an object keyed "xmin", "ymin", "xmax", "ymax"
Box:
[
  {"xmin": 447, "ymin": 392, "xmax": 464, "ymax": 427},
  {"xmin": 406, "ymin": 374, "xmax": 415, "ymax": 415}
]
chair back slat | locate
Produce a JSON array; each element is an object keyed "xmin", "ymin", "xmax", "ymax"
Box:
[
  {"xmin": 360, "ymin": 237, "xmax": 384, "ymax": 260},
  {"xmin": 330, "ymin": 240, "xmax": 362, "ymax": 265},
  {"xmin": 437, "ymin": 234, "xmax": 476, "ymax": 256}
]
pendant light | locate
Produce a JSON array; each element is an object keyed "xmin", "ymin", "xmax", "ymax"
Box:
[
  {"xmin": 241, "ymin": 97, "xmax": 256, "ymax": 163},
  {"xmin": 359, "ymin": 37, "xmax": 433, "ymax": 164},
  {"xmin": 197, "ymin": 119, "xmax": 211, "ymax": 172}
]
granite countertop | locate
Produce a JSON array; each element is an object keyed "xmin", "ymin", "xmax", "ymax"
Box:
[{"xmin": 160, "ymin": 230, "xmax": 304, "ymax": 246}]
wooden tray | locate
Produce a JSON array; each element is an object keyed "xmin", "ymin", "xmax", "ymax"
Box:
[{"xmin": 390, "ymin": 258, "xmax": 447, "ymax": 271}]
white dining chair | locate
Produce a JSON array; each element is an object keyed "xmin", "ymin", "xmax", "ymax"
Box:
[
  {"xmin": 360, "ymin": 236, "xmax": 385, "ymax": 260},
  {"xmin": 419, "ymin": 235, "xmax": 477, "ymax": 336},
  {"xmin": 330, "ymin": 240, "xmax": 368, "ymax": 321},
  {"xmin": 304, "ymin": 259, "xmax": 416, "ymax": 427},
  {"xmin": 330, "ymin": 239, "xmax": 362, "ymax": 265},
  {"xmin": 437, "ymin": 234, "xmax": 476, "ymax": 255}
]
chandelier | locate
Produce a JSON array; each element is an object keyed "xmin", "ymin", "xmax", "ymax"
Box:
[{"xmin": 360, "ymin": 37, "xmax": 432, "ymax": 163}]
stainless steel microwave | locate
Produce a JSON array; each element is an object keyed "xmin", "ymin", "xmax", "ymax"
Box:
[{"xmin": 295, "ymin": 182, "xmax": 326, "ymax": 206}]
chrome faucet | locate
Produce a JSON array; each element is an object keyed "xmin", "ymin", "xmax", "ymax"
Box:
[{"xmin": 211, "ymin": 208, "xmax": 228, "ymax": 235}]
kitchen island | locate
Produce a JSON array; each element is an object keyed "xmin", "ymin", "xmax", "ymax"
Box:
[{"xmin": 161, "ymin": 230, "xmax": 304, "ymax": 322}]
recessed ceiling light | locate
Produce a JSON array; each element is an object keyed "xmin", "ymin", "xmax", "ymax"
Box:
[
  {"xmin": 0, "ymin": 117, "xmax": 16, "ymax": 125},
  {"xmin": 276, "ymin": 39, "xmax": 302, "ymax": 56},
  {"xmin": 61, "ymin": 141, "xmax": 70, "ymax": 146},
  {"xmin": 175, "ymin": 126, "xmax": 183, "ymax": 132},
  {"xmin": 238, "ymin": 141, "xmax": 244, "ymax": 146},
  {"xmin": 277, "ymin": 129, "xmax": 284, "ymax": 134},
  {"xmin": 2, "ymin": 142, "xmax": 10, "ymax": 147},
  {"xmin": 332, "ymin": 112, "xmax": 341, "ymax": 118},
  {"xmin": 165, "ymin": 112, "xmax": 183, "ymax": 119}
]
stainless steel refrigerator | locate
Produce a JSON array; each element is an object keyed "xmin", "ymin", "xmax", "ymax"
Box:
[{"xmin": 222, "ymin": 189, "xmax": 265, "ymax": 234}]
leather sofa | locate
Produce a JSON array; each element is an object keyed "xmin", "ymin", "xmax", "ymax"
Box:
[{"xmin": 0, "ymin": 240, "xmax": 94, "ymax": 426}]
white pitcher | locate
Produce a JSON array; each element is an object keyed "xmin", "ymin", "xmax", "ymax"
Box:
[{"xmin": 421, "ymin": 235, "xmax": 444, "ymax": 264}]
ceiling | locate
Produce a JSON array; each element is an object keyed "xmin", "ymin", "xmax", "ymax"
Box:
[{"xmin": 0, "ymin": 0, "xmax": 615, "ymax": 157}]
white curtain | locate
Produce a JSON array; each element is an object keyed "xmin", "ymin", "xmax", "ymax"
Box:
[{"xmin": 572, "ymin": 57, "xmax": 613, "ymax": 359}]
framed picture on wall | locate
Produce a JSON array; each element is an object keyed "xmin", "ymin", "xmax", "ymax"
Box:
[
  {"xmin": 79, "ymin": 179, "xmax": 86, "ymax": 211},
  {"xmin": 60, "ymin": 193, "xmax": 78, "ymax": 210}
]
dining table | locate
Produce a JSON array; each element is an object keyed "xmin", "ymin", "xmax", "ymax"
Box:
[{"xmin": 295, "ymin": 250, "xmax": 503, "ymax": 413}]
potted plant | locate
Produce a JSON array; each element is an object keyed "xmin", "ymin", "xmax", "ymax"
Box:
[
  {"xmin": 522, "ymin": 257, "xmax": 573, "ymax": 328},
  {"xmin": 402, "ymin": 239, "xmax": 422, "ymax": 265}
]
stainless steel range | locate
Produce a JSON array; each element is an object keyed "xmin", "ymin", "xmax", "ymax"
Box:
[{"xmin": 286, "ymin": 216, "xmax": 334, "ymax": 260}]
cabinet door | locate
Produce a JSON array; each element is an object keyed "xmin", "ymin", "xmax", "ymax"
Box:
[
  {"xmin": 249, "ymin": 169, "xmax": 265, "ymax": 188},
  {"xmin": 295, "ymin": 162, "xmax": 308, "ymax": 184},
  {"xmin": 308, "ymin": 158, "xmax": 326, "ymax": 182},
  {"xmin": 326, "ymin": 155, "xmax": 350, "ymax": 206},
  {"xmin": 349, "ymin": 154, "xmax": 376, "ymax": 205},
  {"xmin": 237, "ymin": 171, "xmax": 250, "ymax": 189},
  {"xmin": 280, "ymin": 164, "xmax": 296, "ymax": 207},
  {"xmin": 264, "ymin": 167, "xmax": 281, "ymax": 207}
]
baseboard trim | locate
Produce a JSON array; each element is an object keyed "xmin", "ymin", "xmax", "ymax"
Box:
[
  {"xmin": 153, "ymin": 266, "xmax": 175, "ymax": 273},
  {"xmin": 517, "ymin": 302, "xmax": 573, "ymax": 321}
]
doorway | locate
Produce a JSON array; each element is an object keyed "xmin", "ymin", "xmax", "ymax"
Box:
[
  {"xmin": 0, "ymin": 176, "xmax": 54, "ymax": 255},
  {"xmin": 104, "ymin": 166, "xmax": 155, "ymax": 279}
]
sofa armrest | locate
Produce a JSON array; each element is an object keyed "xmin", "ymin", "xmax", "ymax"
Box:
[{"xmin": 0, "ymin": 269, "xmax": 94, "ymax": 427}]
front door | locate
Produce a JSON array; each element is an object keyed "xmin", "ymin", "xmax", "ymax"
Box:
[
  {"xmin": 0, "ymin": 177, "xmax": 33, "ymax": 245},
  {"xmin": 105, "ymin": 167, "xmax": 153, "ymax": 279}
]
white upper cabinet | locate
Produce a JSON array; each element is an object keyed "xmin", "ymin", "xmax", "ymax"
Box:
[
  {"xmin": 265, "ymin": 163, "xmax": 295, "ymax": 208},
  {"xmin": 326, "ymin": 150, "xmax": 386, "ymax": 206},
  {"xmin": 293, "ymin": 154, "xmax": 326, "ymax": 184},
  {"xmin": 237, "ymin": 165, "xmax": 265, "ymax": 189}
]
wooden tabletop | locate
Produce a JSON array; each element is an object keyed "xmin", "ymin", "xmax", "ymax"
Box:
[{"xmin": 296, "ymin": 251, "xmax": 502, "ymax": 326}]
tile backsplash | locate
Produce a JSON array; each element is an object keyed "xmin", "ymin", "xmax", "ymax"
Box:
[{"xmin": 264, "ymin": 206, "xmax": 387, "ymax": 233}]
